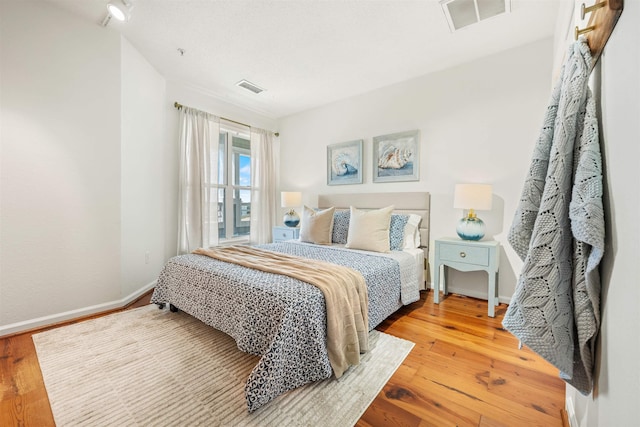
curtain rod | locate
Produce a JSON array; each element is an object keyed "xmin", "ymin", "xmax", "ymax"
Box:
[{"xmin": 173, "ymin": 102, "xmax": 279, "ymax": 137}]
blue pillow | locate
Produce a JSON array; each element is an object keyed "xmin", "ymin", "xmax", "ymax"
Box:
[
  {"xmin": 331, "ymin": 210, "xmax": 350, "ymax": 244},
  {"xmin": 389, "ymin": 214, "xmax": 409, "ymax": 251}
]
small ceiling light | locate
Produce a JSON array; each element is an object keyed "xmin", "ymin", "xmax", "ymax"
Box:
[
  {"xmin": 107, "ymin": 3, "xmax": 128, "ymax": 21},
  {"xmin": 101, "ymin": 0, "xmax": 133, "ymax": 27}
]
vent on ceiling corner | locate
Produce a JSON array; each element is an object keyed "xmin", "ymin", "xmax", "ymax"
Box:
[
  {"xmin": 440, "ymin": 0, "xmax": 510, "ymax": 32},
  {"xmin": 236, "ymin": 79, "xmax": 265, "ymax": 94}
]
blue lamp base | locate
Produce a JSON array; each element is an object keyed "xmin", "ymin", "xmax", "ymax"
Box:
[
  {"xmin": 456, "ymin": 216, "xmax": 485, "ymax": 241},
  {"xmin": 283, "ymin": 210, "xmax": 300, "ymax": 228}
]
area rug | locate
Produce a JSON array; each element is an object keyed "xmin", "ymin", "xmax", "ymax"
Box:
[{"xmin": 33, "ymin": 304, "xmax": 414, "ymax": 426}]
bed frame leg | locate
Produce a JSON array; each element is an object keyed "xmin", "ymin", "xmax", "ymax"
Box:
[
  {"xmin": 169, "ymin": 304, "xmax": 178, "ymax": 313},
  {"xmin": 156, "ymin": 303, "xmax": 165, "ymax": 309}
]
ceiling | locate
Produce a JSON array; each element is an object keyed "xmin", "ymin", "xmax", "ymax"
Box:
[{"xmin": 45, "ymin": 0, "xmax": 563, "ymax": 119}]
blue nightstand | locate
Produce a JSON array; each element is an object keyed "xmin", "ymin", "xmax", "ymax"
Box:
[
  {"xmin": 272, "ymin": 226, "xmax": 300, "ymax": 243},
  {"xmin": 433, "ymin": 237, "xmax": 500, "ymax": 317}
]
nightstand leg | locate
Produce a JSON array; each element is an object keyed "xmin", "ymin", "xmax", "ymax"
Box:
[
  {"xmin": 434, "ymin": 263, "xmax": 440, "ymax": 303},
  {"xmin": 488, "ymin": 272, "xmax": 496, "ymax": 317},
  {"xmin": 442, "ymin": 265, "xmax": 448, "ymax": 296}
]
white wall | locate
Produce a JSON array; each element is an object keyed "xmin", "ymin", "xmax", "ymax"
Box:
[
  {"xmin": 278, "ymin": 38, "xmax": 554, "ymax": 301},
  {"xmin": 0, "ymin": 1, "xmax": 176, "ymax": 334},
  {"xmin": 567, "ymin": 0, "xmax": 640, "ymax": 424},
  {"xmin": 120, "ymin": 38, "xmax": 168, "ymax": 296},
  {"xmin": 0, "ymin": 1, "xmax": 122, "ymax": 325}
]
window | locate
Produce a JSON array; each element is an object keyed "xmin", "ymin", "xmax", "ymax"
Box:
[{"xmin": 212, "ymin": 121, "xmax": 251, "ymax": 243}]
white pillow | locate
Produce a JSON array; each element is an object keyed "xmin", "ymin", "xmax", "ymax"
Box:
[
  {"xmin": 403, "ymin": 214, "xmax": 423, "ymax": 249},
  {"xmin": 345, "ymin": 205, "xmax": 394, "ymax": 253},
  {"xmin": 299, "ymin": 206, "xmax": 335, "ymax": 245}
]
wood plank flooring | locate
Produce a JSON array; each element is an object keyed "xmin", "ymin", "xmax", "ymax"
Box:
[
  {"xmin": 1, "ymin": 290, "xmax": 566, "ymax": 426},
  {"xmin": 358, "ymin": 292, "xmax": 566, "ymax": 427}
]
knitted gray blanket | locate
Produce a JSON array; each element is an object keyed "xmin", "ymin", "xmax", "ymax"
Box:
[{"xmin": 503, "ymin": 39, "xmax": 604, "ymax": 395}]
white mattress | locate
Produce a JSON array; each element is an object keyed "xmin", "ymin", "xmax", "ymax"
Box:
[{"xmin": 404, "ymin": 247, "xmax": 425, "ymax": 290}]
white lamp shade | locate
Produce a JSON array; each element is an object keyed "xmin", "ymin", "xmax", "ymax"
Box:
[
  {"xmin": 281, "ymin": 191, "xmax": 302, "ymax": 208},
  {"xmin": 453, "ymin": 184, "xmax": 493, "ymax": 211}
]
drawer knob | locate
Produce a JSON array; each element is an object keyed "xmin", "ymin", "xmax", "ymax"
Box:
[{"xmin": 459, "ymin": 252, "xmax": 466, "ymax": 258}]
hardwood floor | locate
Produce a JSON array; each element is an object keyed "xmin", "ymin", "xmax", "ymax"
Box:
[
  {"xmin": 359, "ymin": 292, "xmax": 566, "ymax": 427},
  {"xmin": 0, "ymin": 291, "xmax": 566, "ymax": 426}
]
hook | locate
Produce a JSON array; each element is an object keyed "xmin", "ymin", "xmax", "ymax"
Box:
[
  {"xmin": 575, "ymin": 25, "xmax": 596, "ymax": 40},
  {"xmin": 581, "ymin": 1, "xmax": 606, "ymax": 20}
]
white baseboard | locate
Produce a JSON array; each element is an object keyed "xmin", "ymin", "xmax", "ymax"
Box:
[
  {"xmin": 426, "ymin": 283, "xmax": 511, "ymax": 304},
  {"xmin": 0, "ymin": 280, "xmax": 156, "ymax": 338}
]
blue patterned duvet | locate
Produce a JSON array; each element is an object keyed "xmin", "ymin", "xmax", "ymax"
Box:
[{"xmin": 151, "ymin": 241, "xmax": 419, "ymax": 412}]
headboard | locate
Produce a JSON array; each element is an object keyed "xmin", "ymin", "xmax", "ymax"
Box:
[{"xmin": 317, "ymin": 192, "xmax": 431, "ymax": 251}]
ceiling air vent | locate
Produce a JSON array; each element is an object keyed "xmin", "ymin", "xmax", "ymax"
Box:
[
  {"xmin": 236, "ymin": 79, "xmax": 265, "ymax": 94},
  {"xmin": 440, "ymin": 0, "xmax": 510, "ymax": 32}
]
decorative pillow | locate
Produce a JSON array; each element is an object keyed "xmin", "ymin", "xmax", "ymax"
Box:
[
  {"xmin": 403, "ymin": 214, "xmax": 422, "ymax": 249},
  {"xmin": 331, "ymin": 210, "xmax": 350, "ymax": 244},
  {"xmin": 389, "ymin": 214, "xmax": 409, "ymax": 251},
  {"xmin": 300, "ymin": 206, "xmax": 335, "ymax": 245},
  {"xmin": 345, "ymin": 205, "xmax": 394, "ymax": 253}
]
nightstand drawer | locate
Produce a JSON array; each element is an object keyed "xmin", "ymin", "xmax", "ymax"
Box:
[
  {"xmin": 439, "ymin": 243, "xmax": 489, "ymax": 267},
  {"xmin": 272, "ymin": 226, "xmax": 300, "ymax": 242}
]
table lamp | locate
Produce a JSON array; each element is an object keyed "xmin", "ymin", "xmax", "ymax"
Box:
[
  {"xmin": 281, "ymin": 191, "xmax": 302, "ymax": 227},
  {"xmin": 453, "ymin": 184, "xmax": 492, "ymax": 240}
]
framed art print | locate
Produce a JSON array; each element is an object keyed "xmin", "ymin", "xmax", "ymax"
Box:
[
  {"xmin": 372, "ymin": 129, "xmax": 420, "ymax": 183},
  {"xmin": 327, "ymin": 140, "xmax": 363, "ymax": 185}
]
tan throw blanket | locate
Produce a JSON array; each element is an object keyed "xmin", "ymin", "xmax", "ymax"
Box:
[{"xmin": 193, "ymin": 245, "xmax": 369, "ymax": 378}]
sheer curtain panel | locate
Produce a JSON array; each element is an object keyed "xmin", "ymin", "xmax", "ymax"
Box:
[
  {"xmin": 177, "ymin": 107, "xmax": 220, "ymax": 254},
  {"xmin": 250, "ymin": 129, "xmax": 277, "ymax": 244}
]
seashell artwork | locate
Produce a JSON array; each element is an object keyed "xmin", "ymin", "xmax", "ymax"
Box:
[
  {"xmin": 373, "ymin": 130, "xmax": 420, "ymax": 182},
  {"xmin": 333, "ymin": 153, "xmax": 358, "ymax": 176},
  {"xmin": 378, "ymin": 146, "xmax": 412, "ymax": 169},
  {"xmin": 327, "ymin": 140, "xmax": 363, "ymax": 185}
]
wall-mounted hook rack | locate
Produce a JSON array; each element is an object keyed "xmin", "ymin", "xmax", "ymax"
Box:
[{"xmin": 574, "ymin": 0, "xmax": 624, "ymax": 66}]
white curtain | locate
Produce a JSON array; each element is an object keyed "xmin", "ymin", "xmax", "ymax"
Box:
[
  {"xmin": 177, "ymin": 107, "xmax": 219, "ymax": 254},
  {"xmin": 250, "ymin": 129, "xmax": 277, "ymax": 244}
]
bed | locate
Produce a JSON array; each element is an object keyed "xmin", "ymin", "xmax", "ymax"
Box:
[{"xmin": 151, "ymin": 192, "xmax": 430, "ymax": 412}]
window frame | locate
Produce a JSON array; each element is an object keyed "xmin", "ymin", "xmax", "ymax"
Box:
[{"xmin": 214, "ymin": 121, "xmax": 251, "ymax": 244}]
